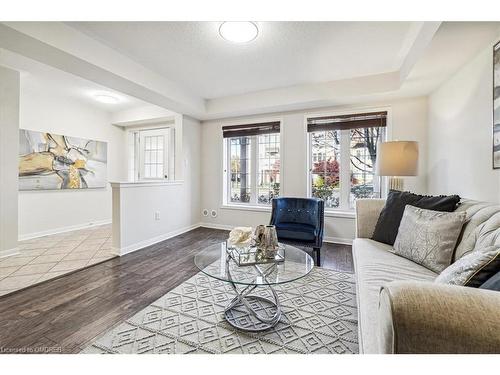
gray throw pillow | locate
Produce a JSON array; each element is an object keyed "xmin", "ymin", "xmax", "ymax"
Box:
[
  {"xmin": 435, "ymin": 246, "xmax": 500, "ymax": 287},
  {"xmin": 393, "ymin": 205, "xmax": 467, "ymax": 273}
]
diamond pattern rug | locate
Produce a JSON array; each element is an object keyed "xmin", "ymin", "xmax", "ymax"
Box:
[{"xmin": 82, "ymin": 267, "xmax": 358, "ymax": 354}]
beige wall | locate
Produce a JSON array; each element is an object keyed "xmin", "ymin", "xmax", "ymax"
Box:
[
  {"xmin": 200, "ymin": 97, "xmax": 428, "ymax": 242},
  {"xmin": 428, "ymin": 36, "xmax": 500, "ymax": 203},
  {"xmin": 0, "ymin": 66, "xmax": 19, "ymax": 255}
]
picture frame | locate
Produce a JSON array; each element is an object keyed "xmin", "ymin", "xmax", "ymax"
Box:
[
  {"xmin": 18, "ymin": 129, "xmax": 108, "ymax": 190},
  {"xmin": 493, "ymin": 40, "xmax": 500, "ymax": 169}
]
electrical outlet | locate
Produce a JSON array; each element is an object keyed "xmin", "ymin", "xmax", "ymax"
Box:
[{"xmin": 154, "ymin": 211, "xmax": 160, "ymax": 221}]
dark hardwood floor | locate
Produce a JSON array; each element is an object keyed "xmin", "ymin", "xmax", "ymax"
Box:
[{"xmin": 0, "ymin": 228, "xmax": 353, "ymax": 354}]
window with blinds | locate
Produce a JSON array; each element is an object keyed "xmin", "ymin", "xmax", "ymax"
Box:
[
  {"xmin": 307, "ymin": 111, "xmax": 387, "ymax": 210},
  {"xmin": 223, "ymin": 121, "xmax": 281, "ymax": 206}
]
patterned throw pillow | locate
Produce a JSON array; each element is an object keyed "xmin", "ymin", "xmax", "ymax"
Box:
[
  {"xmin": 393, "ymin": 205, "xmax": 467, "ymax": 273},
  {"xmin": 435, "ymin": 246, "xmax": 500, "ymax": 287}
]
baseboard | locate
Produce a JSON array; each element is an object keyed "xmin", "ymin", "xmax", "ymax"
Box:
[
  {"xmin": 199, "ymin": 222, "xmax": 233, "ymax": 231},
  {"xmin": 18, "ymin": 220, "xmax": 112, "ymax": 241},
  {"xmin": 0, "ymin": 247, "xmax": 20, "ymax": 259},
  {"xmin": 200, "ymin": 223, "xmax": 353, "ymax": 245},
  {"xmin": 118, "ymin": 223, "xmax": 202, "ymax": 256},
  {"xmin": 324, "ymin": 236, "xmax": 353, "ymax": 245}
]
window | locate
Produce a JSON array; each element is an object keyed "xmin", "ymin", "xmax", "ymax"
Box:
[
  {"xmin": 223, "ymin": 121, "xmax": 281, "ymax": 206},
  {"xmin": 131, "ymin": 127, "xmax": 174, "ymax": 181},
  {"xmin": 308, "ymin": 111, "xmax": 387, "ymax": 211}
]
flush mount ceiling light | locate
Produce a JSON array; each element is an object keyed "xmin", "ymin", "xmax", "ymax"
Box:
[
  {"xmin": 219, "ymin": 22, "xmax": 258, "ymax": 43},
  {"xmin": 94, "ymin": 93, "xmax": 120, "ymax": 104}
]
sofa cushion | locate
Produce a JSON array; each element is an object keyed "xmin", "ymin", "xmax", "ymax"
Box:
[
  {"xmin": 275, "ymin": 222, "xmax": 317, "ymax": 242},
  {"xmin": 393, "ymin": 205, "xmax": 466, "ymax": 273},
  {"xmin": 453, "ymin": 200, "xmax": 500, "ymax": 261},
  {"xmin": 371, "ymin": 190, "xmax": 461, "ymax": 246},
  {"xmin": 353, "ymin": 238, "xmax": 437, "ymax": 354}
]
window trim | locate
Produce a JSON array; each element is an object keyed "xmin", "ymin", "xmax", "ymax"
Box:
[
  {"xmin": 222, "ymin": 117, "xmax": 283, "ymax": 208},
  {"xmin": 304, "ymin": 107, "xmax": 392, "ymax": 212},
  {"xmin": 125, "ymin": 123, "xmax": 176, "ymax": 182},
  {"xmin": 138, "ymin": 128, "xmax": 171, "ymax": 180}
]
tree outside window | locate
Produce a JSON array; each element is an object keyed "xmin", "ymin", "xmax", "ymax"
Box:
[{"xmin": 310, "ymin": 125, "xmax": 385, "ymax": 210}]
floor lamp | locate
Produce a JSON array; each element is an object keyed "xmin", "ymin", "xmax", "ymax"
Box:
[{"xmin": 375, "ymin": 141, "xmax": 418, "ymax": 191}]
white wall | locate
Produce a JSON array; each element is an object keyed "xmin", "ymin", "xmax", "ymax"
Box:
[
  {"xmin": 200, "ymin": 97, "xmax": 428, "ymax": 242},
  {"xmin": 0, "ymin": 66, "xmax": 20, "ymax": 255},
  {"xmin": 111, "ymin": 116, "xmax": 201, "ymax": 253},
  {"xmin": 18, "ymin": 81, "xmax": 127, "ymax": 239},
  {"xmin": 428, "ymin": 36, "xmax": 500, "ymax": 203}
]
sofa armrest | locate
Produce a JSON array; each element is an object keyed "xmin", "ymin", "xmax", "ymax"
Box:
[
  {"xmin": 355, "ymin": 199, "xmax": 385, "ymax": 238},
  {"xmin": 379, "ymin": 281, "xmax": 500, "ymax": 354}
]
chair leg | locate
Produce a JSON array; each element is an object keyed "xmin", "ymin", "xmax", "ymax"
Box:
[{"xmin": 313, "ymin": 247, "xmax": 321, "ymax": 267}]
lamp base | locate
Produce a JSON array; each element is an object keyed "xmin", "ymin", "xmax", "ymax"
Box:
[{"xmin": 389, "ymin": 177, "xmax": 404, "ymax": 191}]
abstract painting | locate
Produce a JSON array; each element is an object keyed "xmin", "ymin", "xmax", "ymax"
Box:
[
  {"xmin": 19, "ymin": 129, "xmax": 107, "ymax": 190},
  {"xmin": 494, "ymin": 41, "xmax": 500, "ymax": 169}
]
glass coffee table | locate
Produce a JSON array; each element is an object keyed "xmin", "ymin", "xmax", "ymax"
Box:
[{"xmin": 194, "ymin": 241, "xmax": 314, "ymax": 332}]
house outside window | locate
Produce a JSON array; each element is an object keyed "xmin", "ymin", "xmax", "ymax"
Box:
[
  {"xmin": 223, "ymin": 121, "xmax": 281, "ymax": 206},
  {"xmin": 307, "ymin": 111, "xmax": 387, "ymax": 211}
]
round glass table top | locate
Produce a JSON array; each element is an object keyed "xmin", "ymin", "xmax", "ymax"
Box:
[{"xmin": 194, "ymin": 241, "xmax": 314, "ymax": 286}]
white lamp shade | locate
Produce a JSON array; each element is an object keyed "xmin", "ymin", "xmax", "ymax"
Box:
[{"xmin": 375, "ymin": 141, "xmax": 418, "ymax": 176}]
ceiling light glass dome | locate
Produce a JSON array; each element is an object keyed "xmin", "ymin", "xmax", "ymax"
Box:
[{"xmin": 219, "ymin": 22, "xmax": 258, "ymax": 43}]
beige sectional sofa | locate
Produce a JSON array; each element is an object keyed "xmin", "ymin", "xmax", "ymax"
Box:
[{"xmin": 353, "ymin": 198, "xmax": 500, "ymax": 354}]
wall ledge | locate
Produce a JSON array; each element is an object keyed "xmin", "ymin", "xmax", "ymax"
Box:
[{"xmin": 110, "ymin": 180, "xmax": 184, "ymax": 188}]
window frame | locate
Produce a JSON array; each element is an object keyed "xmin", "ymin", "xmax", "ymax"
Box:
[
  {"xmin": 138, "ymin": 128, "xmax": 171, "ymax": 180},
  {"xmin": 127, "ymin": 124, "xmax": 176, "ymax": 182},
  {"xmin": 305, "ymin": 108, "xmax": 391, "ymax": 213},
  {"xmin": 222, "ymin": 119, "xmax": 283, "ymax": 209}
]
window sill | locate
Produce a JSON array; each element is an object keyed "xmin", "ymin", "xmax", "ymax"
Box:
[
  {"xmin": 324, "ymin": 210, "xmax": 356, "ymax": 219},
  {"xmin": 221, "ymin": 204, "xmax": 272, "ymax": 213},
  {"xmin": 220, "ymin": 204, "xmax": 355, "ymax": 218}
]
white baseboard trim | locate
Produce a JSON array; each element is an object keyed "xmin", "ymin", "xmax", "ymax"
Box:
[
  {"xmin": 324, "ymin": 236, "xmax": 353, "ymax": 245},
  {"xmin": 19, "ymin": 220, "xmax": 112, "ymax": 241},
  {"xmin": 118, "ymin": 223, "xmax": 202, "ymax": 256},
  {"xmin": 200, "ymin": 223, "xmax": 353, "ymax": 245},
  {"xmin": 199, "ymin": 222, "xmax": 233, "ymax": 231},
  {"xmin": 0, "ymin": 247, "xmax": 20, "ymax": 259}
]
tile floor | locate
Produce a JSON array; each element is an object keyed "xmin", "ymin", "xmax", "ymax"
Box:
[{"xmin": 0, "ymin": 224, "xmax": 115, "ymax": 297}]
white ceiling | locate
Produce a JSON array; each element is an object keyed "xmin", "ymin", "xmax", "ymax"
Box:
[
  {"xmin": 1, "ymin": 21, "xmax": 499, "ymax": 120},
  {"xmin": 403, "ymin": 22, "xmax": 500, "ymax": 94},
  {"xmin": 0, "ymin": 49, "xmax": 150, "ymax": 113},
  {"xmin": 68, "ymin": 21, "xmax": 416, "ymax": 99}
]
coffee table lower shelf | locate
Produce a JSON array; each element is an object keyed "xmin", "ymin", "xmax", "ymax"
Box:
[{"xmin": 224, "ymin": 286, "xmax": 282, "ymax": 332}]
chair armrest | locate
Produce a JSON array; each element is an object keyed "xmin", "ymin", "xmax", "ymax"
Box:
[
  {"xmin": 379, "ymin": 281, "xmax": 500, "ymax": 353},
  {"xmin": 355, "ymin": 199, "xmax": 385, "ymax": 238}
]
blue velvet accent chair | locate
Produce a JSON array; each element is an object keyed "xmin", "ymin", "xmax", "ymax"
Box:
[{"xmin": 270, "ymin": 197, "xmax": 325, "ymax": 266}]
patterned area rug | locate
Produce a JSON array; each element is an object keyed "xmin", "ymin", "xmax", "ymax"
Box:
[{"xmin": 82, "ymin": 267, "xmax": 358, "ymax": 354}]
